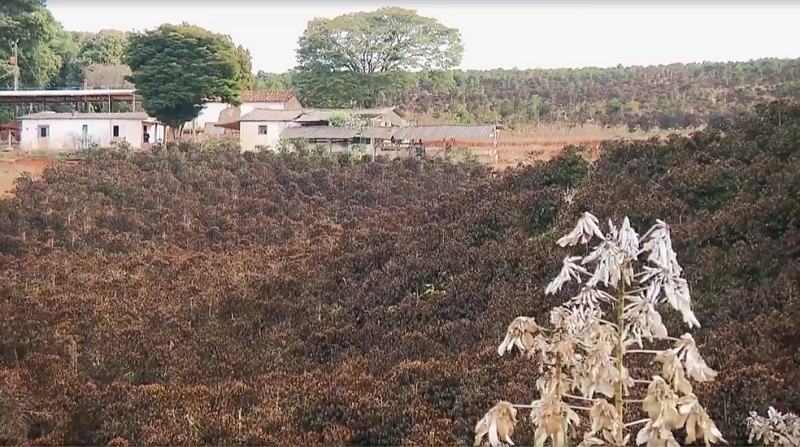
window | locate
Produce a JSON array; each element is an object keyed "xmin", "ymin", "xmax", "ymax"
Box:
[
  {"xmin": 257, "ymin": 125, "xmax": 268, "ymax": 135},
  {"xmin": 112, "ymin": 125, "xmax": 121, "ymax": 137},
  {"xmin": 38, "ymin": 125, "xmax": 49, "ymax": 138}
]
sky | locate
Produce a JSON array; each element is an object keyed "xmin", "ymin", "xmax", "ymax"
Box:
[{"xmin": 47, "ymin": 1, "xmax": 800, "ymax": 74}]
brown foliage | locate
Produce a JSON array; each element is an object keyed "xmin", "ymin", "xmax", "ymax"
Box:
[{"xmin": 0, "ymin": 101, "xmax": 798, "ymax": 445}]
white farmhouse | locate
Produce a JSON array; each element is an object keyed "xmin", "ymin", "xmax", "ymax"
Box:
[
  {"xmin": 18, "ymin": 112, "xmax": 164, "ymax": 152},
  {"xmin": 189, "ymin": 90, "xmax": 304, "ymax": 133},
  {"xmin": 234, "ymin": 110, "xmax": 303, "ymax": 152},
  {"xmin": 220, "ymin": 107, "xmax": 408, "ymax": 153}
]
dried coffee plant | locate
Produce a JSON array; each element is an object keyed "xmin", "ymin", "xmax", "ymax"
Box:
[
  {"xmin": 747, "ymin": 407, "xmax": 799, "ymax": 447},
  {"xmin": 476, "ymin": 212, "xmax": 725, "ymax": 447}
]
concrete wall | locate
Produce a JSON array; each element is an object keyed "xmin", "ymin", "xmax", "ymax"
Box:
[
  {"xmin": 239, "ymin": 121, "xmax": 299, "ymax": 152},
  {"xmin": 284, "ymin": 96, "xmax": 303, "ymax": 110},
  {"xmin": 19, "ymin": 118, "xmax": 160, "ymax": 152},
  {"xmin": 239, "ymin": 101, "xmax": 285, "ymax": 116},
  {"xmin": 192, "ymin": 102, "xmax": 228, "ymax": 130},
  {"xmin": 193, "ymin": 101, "xmax": 289, "ymax": 131}
]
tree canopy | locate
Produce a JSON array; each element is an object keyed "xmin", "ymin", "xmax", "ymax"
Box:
[
  {"xmin": 124, "ymin": 23, "xmax": 243, "ymax": 131},
  {"xmin": 293, "ymin": 7, "xmax": 462, "ymax": 108},
  {"xmin": 234, "ymin": 44, "xmax": 254, "ymax": 90},
  {"xmin": 55, "ymin": 29, "xmax": 131, "ymax": 87},
  {"xmin": 0, "ymin": 0, "xmax": 63, "ymax": 88},
  {"xmin": 296, "ymin": 7, "xmax": 463, "ymax": 73}
]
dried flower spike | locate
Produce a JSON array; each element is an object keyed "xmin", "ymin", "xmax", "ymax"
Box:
[
  {"xmin": 497, "ymin": 317, "xmax": 539, "ymax": 356},
  {"xmin": 477, "ymin": 212, "xmax": 724, "ymax": 447},
  {"xmin": 747, "ymin": 407, "xmax": 800, "ymax": 447},
  {"xmin": 474, "ymin": 401, "xmax": 518, "ymax": 447}
]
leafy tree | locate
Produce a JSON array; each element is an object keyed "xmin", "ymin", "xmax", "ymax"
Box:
[
  {"xmin": 418, "ymin": 69, "xmax": 455, "ymax": 94},
  {"xmin": 253, "ymin": 70, "xmax": 291, "ymax": 90},
  {"xmin": 75, "ymin": 29, "xmax": 129, "ymax": 67},
  {"xmin": 526, "ymin": 95, "xmax": 543, "ymax": 122},
  {"xmin": 328, "ymin": 111, "xmax": 349, "ymax": 127},
  {"xmin": 623, "ymin": 100, "xmax": 641, "ymax": 116},
  {"xmin": 606, "ymin": 97, "xmax": 623, "ymax": 115},
  {"xmin": 124, "ymin": 23, "xmax": 242, "ymax": 135},
  {"xmin": 293, "ymin": 70, "xmax": 415, "ymax": 108},
  {"xmin": 234, "ymin": 44, "xmax": 254, "ymax": 90},
  {"xmin": 83, "ymin": 63, "xmax": 132, "ymax": 88},
  {"xmin": 0, "ymin": 0, "xmax": 62, "ymax": 88},
  {"xmin": 451, "ymin": 103, "xmax": 472, "ymax": 124},
  {"xmin": 50, "ymin": 30, "xmax": 131, "ymax": 87},
  {"xmin": 294, "ymin": 7, "xmax": 463, "ymax": 107},
  {"xmin": 296, "ymin": 7, "xmax": 462, "ymax": 73}
]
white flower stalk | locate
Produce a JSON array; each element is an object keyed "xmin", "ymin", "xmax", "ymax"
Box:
[
  {"xmin": 557, "ymin": 212, "xmax": 605, "ymax": 247},
  {"xmin": 498, "ymin": 317, "xmax": 540, "ymax": 356},
  {"xmin": 531, "ymin": 394, "xmax": 581, "ymax": 447},
  {"xmin": 747, "ymin": 407, "xmax": 800, "ymax": 447},
  {"xmin": 474, "ymin": 401, "xmax": 519, "ymax": 447},
  {"xmin": 580, "ymin": 400, "xmax": 628, "ymax": 447},
  {"xmin": 623, "ymin": 290, "xmax": 668, "ymax": 348},
  {"xmin": 677, "ymin": 393, "xmax": 726, "ymax": 447},
  {"xmin": 669, "ymin": 334, "xmax": 717, "ymax": 382},
  {"xmin": 546, "ymin": 256, "xmax": 589, "ymax": 295},
  {"xmin": 476, "ymin": 212, "xmax": 724, "ymax": 447}
]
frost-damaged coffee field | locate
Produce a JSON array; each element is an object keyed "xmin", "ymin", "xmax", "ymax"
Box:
[{"xmin": 0, "ymin": 101, "xmax": 798, "ymax": 446}]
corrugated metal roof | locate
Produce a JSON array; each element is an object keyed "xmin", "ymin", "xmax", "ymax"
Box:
[
  {"xmin": 0, "ymin": 89, "xmax": 136, "ymax": 98},
  {"xmin": 293, "ymin": 111, "xmax": 332, "ymax": 123},
  {"xmin": 240, "ymin": 110, "xmax": 303, "ymax": 122},
  {"xmin": 394, "ymin": 125, "xmax": 496, "ymax": 141},
  {"xmin": 280, "ymin": 126, "xmax": 361, "ymax": 139},
  {"xmin": 19, "ymin": 112, "xmax": 153, "ymax": 120},
  {"xmin": 360, "ymin": 127, "xmax": 396, "ymax": 139},
  {"xmin": 294, "ymin": 107, "xmax": 400, "ymax": 122}
]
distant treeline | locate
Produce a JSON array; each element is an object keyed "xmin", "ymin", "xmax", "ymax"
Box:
[{"xmin": 255, "ymin": 58, "xmax": 800, "ymax": 130}]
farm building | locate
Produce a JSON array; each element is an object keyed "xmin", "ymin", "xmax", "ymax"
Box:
[
  {"xmin": 17, "ymin": 112, "xmax": 164, "ymax": 152},
  {"xmin": 220, "ymin": 107, "xmax": 407, "ymax": 152},
  {"xmin": 224, "ymin": 109, "xmax": 304, "ymax": 151},
  {"xmin": 293, "ymin": 107, "xmax": 407, "ymax": 127},
  {"xmin": 279, "ymin": 126, "xmax": 396, "ymax": 155},
  {"xmin": 190, "ymin": 90, "xmax": 304, "ymax": 134},
  {"xmin": 279, "ymin": 124, "xmax": 500, "ymax": 162},
  {"xmin": 0, "ymin": 89, "xmax": 141, "ymax": 110}
]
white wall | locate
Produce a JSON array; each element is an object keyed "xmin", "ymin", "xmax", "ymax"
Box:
[
  {"xmin": 20, "ymin": 118, "xmax": 152, "ymax": 152},
  {"xmin": 191, "ymin": 101, "xmax": 286, "ymax": 131},
  {"xmin": 240, "ymin": 102, "xmax": 284, "ymax": 116},
  {"xmin": 240, "ymin": 121, "xmax": 298, "ymax": 152},
  {"xmin": 192, "ymin": 102, "xmax": 228, "ymax": 130}
]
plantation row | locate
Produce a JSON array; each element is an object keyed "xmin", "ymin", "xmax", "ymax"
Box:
[
  {"xmin": 0, "ymin": 101, "xmax": 798, "ymax": 445},
  {"xmin": 259, "ymin": 58, "xmax": 800, "ymax": 129}
]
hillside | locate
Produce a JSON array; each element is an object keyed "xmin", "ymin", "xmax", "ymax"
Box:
[
  {"xmin": 256, "ymin": 58, "xmax": 800, "ymax": 130},
  {"xmin": 0, "ymin": 101, "xmax": 798, "ymax": 445}
]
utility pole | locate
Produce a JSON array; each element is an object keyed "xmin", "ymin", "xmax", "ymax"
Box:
[{"xmin": 12, "ymin": 40, "xmax": 20, "ymax": 91}]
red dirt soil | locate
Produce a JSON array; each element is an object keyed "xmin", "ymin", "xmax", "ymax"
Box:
[
  {"xmin": 0, "ymin": 154, "xmax": 53, "ymax": 197},
  {"xmin": 0, "ymin": 134, "xmax": 610, "ymax": 197}
]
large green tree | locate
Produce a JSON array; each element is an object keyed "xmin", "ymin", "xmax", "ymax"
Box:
[
  {"xmin": 124, "ymin": 23, "xmax": 243, "ymax": 134},
  {"xmin": 54, "ymin": 29, "xmax": 132, "ymax": 87},
  {"xmin": 0, "ymin": 0, "xmax": 63, "ymax": 88},
  {"xmin": 253, "ymin": 70, "xmax": 292, "ymax": 90},
  {"xmin": 294, "ymin": 7, "xmax": 463, "ymax": 107},
  {"xmin": 234, "ymin": 44, "xmax": 254, "ymax": 90}
]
